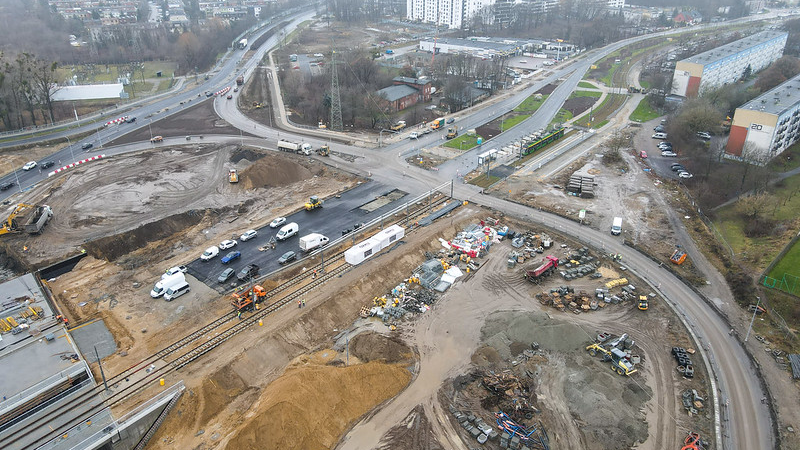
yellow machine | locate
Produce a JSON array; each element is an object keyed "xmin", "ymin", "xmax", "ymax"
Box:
[
  {"xmin": 304, "ymin": 195, "xmax": 323, "ymax": 211},
  {"xmin": 586, "ymin": 342, "xmax": 637, "ymax": 376},
  {"xmin": 446, "ymin": 127, "xmax": 457, "ymax": 139},
  {"xmin": 390, "ymin": 121, "xmax": 406, "ymax": 131},
  {"xmin": 228, "ymin": 169, "xmax": 239, "ymax": 183},
  {"xmin": 637, "ymin": 295, "xmax": 649, "ymax": 311},
  {"xmin": 0, "ymin": 203, "xmax": 33, "ymax": 236},
  {"xmin": 317, "ymin": 145, "xmax": 330, "ymax": 157}
]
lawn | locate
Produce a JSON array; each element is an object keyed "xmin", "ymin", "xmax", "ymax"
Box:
[
  {"xmin": 515, "ymin": 94, "xmax": 549, "ymax": 113},
  {"xmin": 500, "ymin": 114, "xmax": 530, "ymax": 131},
  {"xmin": 768, "ymin": 238, "xmax": 800, "ymax": 284},
  {"xmin": 600, "ymin": 63, "xmax": 619, "ymax": 87},
  {"xmin": 58, "ymin": 61, "xmax": 177, "ymax": 84},
  {"xmin": 549, "ymin": 109, "xmax": 573, "ymax": 127},
  {"xmin": 444, "ymin": 133, "xmax": 482, "ymax": 150},
  {"xmin": 569, "ymin": 90, "xmax": 602, "ymax": 99},
  {"xmin": 629, "ymin": 97, "xmax": 660, "ymax": 123},
  {"xmin": 768, "ymin": 140, "xmax": 800, "ymax": 173},
  {"xmin": 577, "ymin": 81, "xmax": 598, "ymax": 89},
  {"xmin": 639, "ymin": 80, "xmax": 651, "ymax": 89}
]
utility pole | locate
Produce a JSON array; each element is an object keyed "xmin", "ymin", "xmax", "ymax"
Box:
[
  {"xmin": 745, "ymin": 297, "xmax": 761, "ymax": 342},
  {"xmin": 94, "ymin": 345, "xmax": 109, "ymax": 392},
  {"xmin": 329, "ymin": 47, "xmax": 343, "ymax": 132}
]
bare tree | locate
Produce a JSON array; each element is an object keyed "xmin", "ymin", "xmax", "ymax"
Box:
[{"xmin": 29, "ymin": 54, "xmax": 60, "ymax": 124}]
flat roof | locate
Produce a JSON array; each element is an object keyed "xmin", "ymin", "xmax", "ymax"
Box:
[
  {"xmin": 421, "ymin": 37, "xmax": 523, "ymax": 52},
  {"xmin": 739, "ymin": 73, "xmax": 800, "ymax": 116},
  {"xmin": 680, "ymin": 31, "xmax": 787, "ymax": 67},
  {"xmin": 51, "ymin": 83, "xmax": 125, "ymax": 101}
]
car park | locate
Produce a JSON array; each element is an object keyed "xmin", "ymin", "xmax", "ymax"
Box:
[
  {"xmin": 22, "ymin": 161, "xmax": 37, "ymax": 171},
  {"xmin": 221, "ymin": 251, "xmax": 241, "ymax": 264},
  {"xmin": 201, "ymin": 246, "xmax": 219, "ymax": 261},
  {"xmin": 652, "ymin": 132, "xmax": 667, "ymax": 139},
  {"xmin": 0, "ymin": 182, "xmax": 14, "ymax": 191},
  {"xmin": 270, "ymin": 217, "xmax": 287, "ymax": 228},
  {"xmin": 81, "ymin": 142, "xmax": 93, "ymax": 150},
  {"xmin": 237, "ymin": 264, "xmax": 260, "ymax": 281},
  {"xmin": 661, "ymin": 150, "xmax": 677, "ymax": 157},
  {"xmin": 218, "ymin": 268, "xmax": 235, "ymax": 283},
  {"xmin": 278, "ymin": 251, "xmax": 297, "ymax": 264},
  {"xmin": 240, "ymin": 229, "xmax": 257, "ymax": 241},
  {"xmin": 639, "ymin": 150, "xmax": 647, "ymax": 158},
  {"xmin": 40, "ymin": 161, "xmax": 55, "ymax": 169},
  {"xmin": 219, "ymin": 239, "xmax": 237, "ymax": 250},
  {"xmin": 696, "ymin": 131, "xmax": 712, "ymax": 140}
]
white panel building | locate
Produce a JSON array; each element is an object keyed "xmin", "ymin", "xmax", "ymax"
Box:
[{"xmin": 407, "ymin": 0, "xmax": 497, "ymax": 28}]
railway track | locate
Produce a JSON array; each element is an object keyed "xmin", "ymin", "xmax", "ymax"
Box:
[{"xmin": 3, "ymin": 194, "xmax": 452, "ymax": 449}]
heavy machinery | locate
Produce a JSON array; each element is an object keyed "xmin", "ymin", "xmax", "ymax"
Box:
[
  {"xmin": 25, "ymin": 205, "xmax": 52, "ymax": 234},
  {"xmin": 523, "ymin": 255, "xmax": 559, "ymax": 283},
  {"xmin": 236, "ymin": 75, "xmax": 244, "ymax": 86},
  {"xmin": 586, "ymin": 333, "xmax": 637, "ymax": 376},
  {"xmin": 0, "ymin": 204, "xmax": 32, "ymax": 236},
  {"xmin": 390, "ymin": 120, "xmax": 406, "ymax": 131},
  {"xmin": 0, "ymin": 204, "xmax": 52, "ymax": 236},
  {"xmin": 304, "ymin": 195, "xmax": 323, "ymax": 211},
  {"xmin": 670, "ymin": 246, "xmax": 687, "ymax": 265},
  {"xmin": 430, "ymin": 117, "xmax": 445, "ymax": 130},
  {"xmin": 228, "ymin": 169, "xmax": 239, "ymax": 183},
  {"xmin": 446, "ymin": 127, "xmax": 458, "ymax": 139},
  {"xmin": 317, "ymin": 145, "xmax": 330, "ymax": 156},
  {"xmin": 637, "ymin": 295, "xmax": 649, "ymax": 311},
  {"xmin": 231, "ymin": 285, "xmax": 267, "ymax": 311}
]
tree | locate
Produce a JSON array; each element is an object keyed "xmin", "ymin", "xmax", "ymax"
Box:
[
  {"xmin": 29, "ymin": 55, "xmax": 60, "ymax": 124},
  {"xmin": 754, "ymin": 56, "xmax": 800, "ymax": 93}
]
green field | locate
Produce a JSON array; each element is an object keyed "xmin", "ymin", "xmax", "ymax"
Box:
[
  {"xmin": 444, "ymin": 133, "xmax": 482, "ymax": 150},
  {"xmin": 515, "ymin": 94, "xmax": 549, "ymax": 113},
  {"xmin": 501, "ymin": 114, "xmax": 530, "ymax": 131},
  {"xmin": 569, "ymin": 90, "xmax": 602, "ymax": 98},
  {"xmin": 639, "ymin": 80, "xmax": 651, "ymax": 89},
  {"xmin": 577, "ymin": 81, "xmax": 598, "ymax": 89},
  {"xmin": 549, "ymin": 109, "xmax": 573, "ymax": 127},
  {"xmin": 630, "ymin": 97, "xmax": 660, "ymax": 122},
  {"xmin": 768, "ymin": 238, "xmax": 800, "ymax": 283}
]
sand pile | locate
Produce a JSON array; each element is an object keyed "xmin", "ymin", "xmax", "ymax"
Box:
[
  {"xmin": 240, "ymin": 153, "xmax": 314, "ymax": 189},
  {"xmin": 225, "ymin": 361, "xmax": 411, "ymax": 450}
]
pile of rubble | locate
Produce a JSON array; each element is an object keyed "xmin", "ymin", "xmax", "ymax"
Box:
[
  {"xmin": 481, "ymin": 370, "xmax": 540, "ymax": 422},
  {"xmin": 681, "ymin": 389, "xmax": 705, "ymax": 415},
  {"xmin": 537, "ymin": 287, "xmax": 599, "ymax": 312},
  {"xmin": 449, "ymin": 407, "xmax": 500, "ymax": 445}
]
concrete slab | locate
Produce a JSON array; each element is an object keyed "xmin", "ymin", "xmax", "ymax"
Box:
[{"xmin": 70, "ymin": 319, "xmax": 117, "ymax": 360}]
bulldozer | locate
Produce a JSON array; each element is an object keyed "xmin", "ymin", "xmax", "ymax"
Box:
[
  {"xmin": 0, "ymin": 204, "xmax": 33, "ymax": 236},
  {"xmin": 304, "ymin": 195, "xmax": 323, "ymax": 211},
  {"xmin": 231, "ymin": 285, "xmax": 267, "ymax": 311},
  {"xmin": 586, "ymin": 335, "xmax": 637, "ymax": 376},
  {"xmin": 317, "ymin": 145, "xmax": 330, "ymax": 157}
]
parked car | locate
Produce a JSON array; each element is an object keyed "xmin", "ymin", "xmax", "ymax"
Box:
[
  {"xmin": 201, "ymin": 246, "xmax": 220, "ymax": 261},
  {"xmin": 678, "ymin": 171, "xmax": 694, "ymax": 179},
  {"xmin": 221, "ymin": 251, "xmax": 241, "ymax": 264},
  {"xmin": 696, "ymin": 131, "xmax": 712, "ymax": 140},
  {"xmin": 652, "ymin": 132, "xmax": 668, "ymax": 139},
  {"xmin": 218, "ymin": 268, "xmax": 235, "ymax": 283},
  {"xmin": 0, "ymin": 182, "xmax": 14, "ymax": 191},
  {"xmin": 446, "ymin": 118, "xmax": 455, "ymax": 124},
  {"xmin": 654, "ymin": 125, "xmax": 665, "ymax": 132},
  {"xmin": 278, "ymin": 251, "xmax": 297, "ymax": 264},
  {"xmin": 163, "ymin": 265, "xmax": 188, "ymax": 278},
  {"xmin": 81, "ymin": 142, "xmax": 93, "ymax": 150},
  {"xmin": 658, "ymin": 142, "xmax": 672, "ymax": 149},
  {"xmin": 22, "ymin": 161, "xmax": 37, "ymax": 171},
  {"xmin": 270, "ymin": 217, "xmax": 287, "ymax": 228},
  {"xmin": 219, "ymin": 239, "xmax": 237, "ymax": 250},
  {"xmin": 237, "ymin": 264, "xmax": 260, "ymax": 281},
  {"xmin": 671, "ymin": 164, "xmax": 686, "ymax": 172},
  {"xmin": 639, "ymin": 150, "xmax": 648, "ymax": 158},
  {"xmin": 240, "ymin": 229, "xmax": 257, "ymax": 241},
  {"xmin": 40, "ymin": 161, "xmax": 55, "ymax": 169},
  {"xmin": 661, "ymin": 150, "xmax": 678, "ymax": 157}
]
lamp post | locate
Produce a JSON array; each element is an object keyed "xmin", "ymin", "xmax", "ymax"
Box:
[
  {"xmin": 10, "ymin": 163, "xmax": 22, "ymax": 194},
  {"xmin": 148, "ymin": 119, "xmax": 154, "ymax": 146},
  {"xmin": 64, "ymin": 136, "xmax": 75, "ymax": 162},
  {"xmin": 745, "ymin": 296, "xmax": 761, "ymax": 342}
]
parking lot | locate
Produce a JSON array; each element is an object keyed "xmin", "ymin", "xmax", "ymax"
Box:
[{"xmin": 185, "ymin": 181, "xmax": 409, "ymax": 290}]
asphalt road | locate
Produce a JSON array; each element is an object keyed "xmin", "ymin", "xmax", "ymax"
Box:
[{"xmin": 185, "ymin": 181, "xmax": 409, "ymax": 290}]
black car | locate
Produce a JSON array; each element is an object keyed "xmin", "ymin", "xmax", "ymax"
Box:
[
  {"xmin": 671, "ymin": 165, "xmax": 686, "ymax": 172},
  {"xmin": 81, "ymin": 143, "xmax": 93, "ymax": 150},
  {"xmin": 126, "ymin": 117, "xmax": 137, "ymax": 123},
  {"xmin": 446, "ymin": 118, "xmax": 455, "ymax": 124},
  {"xmin": 278, "ymin": 251, "xmax": 297, "ymax": 264},
  {"xmin": 0, "ymin": 182, "xmax": 14, "ymax": 191},
  {"xmin": 237, "ymin": 264, "xmax": 260, "ymax": 281},
  {"xmin": 218, "ymin": 268, "xmax": 235, "ymax": 283},
  {"xmin": 40, "ymin": 161, "xmax": 55, "ymax": 169},
  {"xmin": 654, "ymin": 125, "xmax": 665, "ymax": 132}
]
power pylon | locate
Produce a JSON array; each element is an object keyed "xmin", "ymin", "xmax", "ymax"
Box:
[{"xmin": 329, "ymin": 49, "xmax": 343, "ymax": 132}]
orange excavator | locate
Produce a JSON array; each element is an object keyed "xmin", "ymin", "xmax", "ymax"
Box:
[
  {"xmin": 231, "ymin": 285, "xmax": 267, "ymax": 311},
  {"xmin": 681, "ymin": 431, "xmax": 706, "ymax": 450}
]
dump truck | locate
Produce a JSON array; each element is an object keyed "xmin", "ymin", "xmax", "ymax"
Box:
[
  {"xmin": 524, "ymin": 255, "xmax": 559, "ymax": 283},
  {"xmin": 446, "ymin": 127, "xmax": 458, "ymax": 139},
  {"xmin": 586, "ymin": 342, "xmax": 637, "ymax": 376},
  {"xmin": 277, "ymin": 140, "xmax": 312, "ymax": 155},
  {"xmin": 228, "ymin": 169, "xmax": 239, "ymax": 183},
  {"xmin": 238, "ymin": 38, "xmax": 248, "ymax": 49},
  {"xmin": 299, "ymin": 233, "xmax": 329, "ymax": 252},
  {"xmin": 390, "ymin": 120, "xmax": 406, "ymax": 131},
  {"xmin": 304, "ymin": 195, "xmax": 323, "ymax": 211},
  {"xmin": 236, "ymin": 75, "xmax": 244, "ymax": 86},
  {"xmin": 430, "ymin": 117, "xmax": 445, "ymax": 130},
  {"xmin": 231, "ymin": 285, "xmax": 267, "ymax": 311},
  {"xmin": 24, "ymin": 205, "xmax": 52, "ymax": 234}
]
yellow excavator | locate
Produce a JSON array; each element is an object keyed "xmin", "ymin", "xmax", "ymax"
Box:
[{"xmin": 0, "ymin": 204, "xmax": 33, "ymax": 236}]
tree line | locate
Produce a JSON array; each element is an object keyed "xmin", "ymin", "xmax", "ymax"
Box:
[{"xmin": 0, "ymin": 52, "xmax": 60, "ymax": 131}]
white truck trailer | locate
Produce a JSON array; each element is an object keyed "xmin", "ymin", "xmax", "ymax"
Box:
[{"xmin": 299, "ymin": 233, "xmax": 329, "ymax": 252}]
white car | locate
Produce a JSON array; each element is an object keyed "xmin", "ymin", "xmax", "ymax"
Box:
[
  {"xmin": 200, "ymin": 246, "xmax": 219, "ymax": 261},
  {"xmin": 270, "ymin": 217, "xmax": 287, "ymax": 228},
  {"xmin": 661, "ymin": 151, "xmax": 677, "ymax": 157},
  {"xmin": 678, "ymin": 171, "xmax": 693, "ymax": 179},
  {"xmin": 163, "ymin": 265, "xmax": 188, "ymax": 279},
  {"xmin": 240, "ymin": 229, "xmax": 258, "ymax": 241},
  {"xmin": 696, "ymin": 131, "xmax": 712, "ymax": 140},
  {"xmin": 22, "ymin": 161, "xmax": 37, "ymax": 171},
  {"xmin": 657, "ymin": 142, "xmax": 672, "ymax": 149},
  {"xmin": 219, "ymin": 239, "xmax": 237, "ymax": 250}
]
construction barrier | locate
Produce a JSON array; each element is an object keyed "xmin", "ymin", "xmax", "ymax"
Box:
[{"xmin": 48, "ymin": 155, "xmax": 107, "ymax": 177}]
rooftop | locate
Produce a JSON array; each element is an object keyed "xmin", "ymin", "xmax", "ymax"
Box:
[
  {"xmin": 680, "ymin": 31, "xmax": 787, "ymax": 67},
  {"xmin": 377, "ymin": 84, "xmax": 419, "ymax": 102},
  {"xmin": 393, "ymin": 76, "xmax": 430, "ymax": 85},
  {"xmin": 739, "ymin": 73, "xmax": 800, "ymax": 116},
  {"xmin": 421, "ymin": 37, "xmax": 525, "ymax": 52}
]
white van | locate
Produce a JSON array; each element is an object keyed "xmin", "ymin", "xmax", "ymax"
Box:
[
  {"xmin": 611, "ymin": 217, "xmax": 623, "ymax": 235},
  {"xmin": 200, "ymin": 246, "xmax": 219, "ymax": 261},
  {"xmin": 276, "ymin": 222, "xmax": 299, "ymax": 241},
  {"xmin": 164, "ymin": 281, "xmax": 190, "ymax": 301},
  {"xmin": 151, "ymin": 273, "xmax": 186, "ymax": 298}
]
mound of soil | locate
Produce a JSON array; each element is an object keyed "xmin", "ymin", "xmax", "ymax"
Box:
[
  {"xmin": 230, "ymin": 148, "xmax": 265, "ymax": 164},
  {"xmin": 350, "ymin": 332, "xmax": 413, "ymax": 363},
  {"xmin": 225, "ymin": 362, "xmax": 411, "ymax": 450},
  {"xmin": 562, "ymin": 96, "xmax": 598, "ymax": 117},
  {"xmin": 240, "ymin": 153, "xmax": 314, "ymax": 189},
  {"xmin": 84, "ymin": 209, "xmax": 206, "ymax": 261}
]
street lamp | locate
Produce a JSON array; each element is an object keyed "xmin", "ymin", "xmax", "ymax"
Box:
[
  {"xmin": 148, "ymin": 119, "xmax": 154, "ymax": 145},
  {"xmin": 64, "ymin": 136, "xmax": 75, "ymax": 162},
  {"xmin": 745, "ymin": 296, "xmax": 761, "ymax": 342}
]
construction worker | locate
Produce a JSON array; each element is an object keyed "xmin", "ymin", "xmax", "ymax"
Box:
[
  {"xmin": 312, "ymin": 270, "xmax": 317, "ymax": 280},
  {"xmin": 237, "ymin": 311, "xmax": 242, "ymax": 320},
  {"xmin": 302, "ymin": 299, "xmax": 306, "ymax": 308},
  {"xmin": 298, "ymin": 299, "xmax": 301, "ymax": 309}
]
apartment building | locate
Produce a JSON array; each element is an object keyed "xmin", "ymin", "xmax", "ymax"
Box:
[
  {"xmin": 671, "ymin": 31, "xmax": 788, "ymax": 98},
  {"xmin": 727, "ymin": 73, "xmax": 800, "ymax": 161},
  {"xmin": 407, "ymin": 0, "xmax": 496, "ymax": 28}
]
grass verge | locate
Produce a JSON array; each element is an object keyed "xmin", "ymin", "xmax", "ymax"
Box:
[
  {"xmin": 443, "ymin": 134, "xmax": 482, "ymax": 150},
  {"xmin": 630, "ymin": 97, "xmax": 660, "ymax": 123},
  {"xmin": 577, "ymin": 81, "xmax": 597, "ymax": 89},
  {"xmin": 468, "ymin": 173, "xmax": 501, "ymax": 188},
  {"xmin": 501, "ymin": 114, "xmax": 530, "ymax": 131},
  {"xmin": 515, "ymin": 94, "xmax": 549, "ymax": 113}
]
